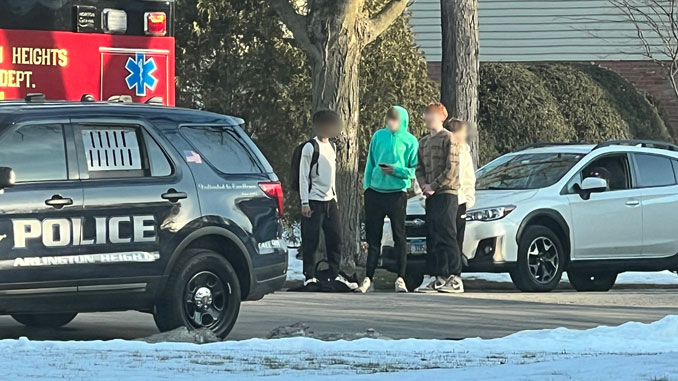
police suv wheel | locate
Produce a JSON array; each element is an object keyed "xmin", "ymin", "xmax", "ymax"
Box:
[
  {"xmin": 510, "ymin": 225, "xmax": 564, "ymax": 292},
  {"xmin": 11, "ymin": 313, "xmax": 77, "ymax": 328},
  {"xmin": 154, "ymin": 249, "xmax": 241, "ymax": 339},
  {"xmin": 567, "ymin": 271, "xmax": 617, "ymax": 292}
]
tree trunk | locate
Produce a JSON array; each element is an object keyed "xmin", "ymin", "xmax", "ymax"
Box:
[
  {"xmin": 307, "ymin": 11, "xmax": 363, "ymax": 268},
  {"xmin": 441, "ymin": 0, "xmax": 480, "ymax": 166}
]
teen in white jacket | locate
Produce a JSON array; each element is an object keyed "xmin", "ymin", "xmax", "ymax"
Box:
[{"xmin": 447, "ymin": 120, "xmax": 475, "ymax": 258}]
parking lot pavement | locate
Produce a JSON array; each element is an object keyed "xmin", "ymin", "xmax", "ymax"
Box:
[{"xmin": 0, "ymin": 288, "xmax": 677, "ymax": 341}]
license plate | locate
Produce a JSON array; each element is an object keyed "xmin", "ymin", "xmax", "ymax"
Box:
[{"xmin": 408, "ymin": 240, "xmax": 427, "ymax": 255}]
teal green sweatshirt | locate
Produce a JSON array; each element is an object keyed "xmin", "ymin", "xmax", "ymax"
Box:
[{"xmin": 364, "ymin": 106, "xmax": 419, "ymax": 193}]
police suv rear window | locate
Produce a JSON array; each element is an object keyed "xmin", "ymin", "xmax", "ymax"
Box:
[
  {"xmin": 82, "ymin": 128, "xmax": 142, "ymax": 172},
  {"xmin": 181, "ymin": 126, "xmax": 262, "ymax": 174}
]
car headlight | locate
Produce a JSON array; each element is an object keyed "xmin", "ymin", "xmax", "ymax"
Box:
[{"xmin": 466, "ymin": 205, "xmax": 515, "ymax": 222}]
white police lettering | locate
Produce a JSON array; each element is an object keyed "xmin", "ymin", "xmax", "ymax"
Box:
[
  {"xmin": 12, "ymin": 251, "xmax": 160, "ymax": 267},
  {"xmin": 11, "ymin": 216, "xmax": 157, "ymax": 249}
]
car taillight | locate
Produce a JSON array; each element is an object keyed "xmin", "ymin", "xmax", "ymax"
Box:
[
  {"xmin": 145, "ymin": 12, "xmax": 167, "ymax": 36},
  {"xmin": 259, "ymin": 182, "xmax": 284, "ymax": 217}
]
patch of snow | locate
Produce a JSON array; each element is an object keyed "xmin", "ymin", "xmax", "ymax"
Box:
[
  {"xmin": 287, "ymin": 248, "xmax": 303, "ymax": 281},
  {"xmin": 2, "ymin": 316, "xmax": 678, "ymax": 379},
  {"xmin": 466, "ymin": 271, "xmax": 678, "ymax": 285}
]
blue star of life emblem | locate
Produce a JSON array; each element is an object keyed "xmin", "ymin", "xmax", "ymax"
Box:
[{"xmin": 125, "ymin": 53, "xmax": 158, "ymax": 97}]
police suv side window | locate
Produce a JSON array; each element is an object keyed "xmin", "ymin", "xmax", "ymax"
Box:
[
  {"xmin": 181, "ymin": 126, "xmax": 261, "ymax": 174},
  {"xmin": 80, "ymin": 126, "xmax": 172, "ymax": 179},
  {"xmin": 0, "ymin": 124, "xmax": 68, "ymax": 182}
]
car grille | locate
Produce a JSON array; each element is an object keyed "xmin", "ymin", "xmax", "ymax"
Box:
[{"xmin": 405, "ymin": 215, "xmax": 426, "ymax": 237}]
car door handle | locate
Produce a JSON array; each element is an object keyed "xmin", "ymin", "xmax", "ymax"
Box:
[
  {"xmin": 45, "ymin": 195, "xmax": 73, "ymax": 209},
  {"xmin": 161, "ymin": 189, "xmax": 188, "ymax": 203},
  {"xmin": 625, "ymin": 200, "xmax": 640, "ymax": 206}
]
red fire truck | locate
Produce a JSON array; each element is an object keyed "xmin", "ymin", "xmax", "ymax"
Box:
[{"xmin": 0, "ymin": 0, "xmax": 175, "ymax": 105}]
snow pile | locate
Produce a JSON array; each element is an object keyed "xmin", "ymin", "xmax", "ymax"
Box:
[{"xmin": 2, "ymin": 316, "xmax": 678, "ymax": 380}]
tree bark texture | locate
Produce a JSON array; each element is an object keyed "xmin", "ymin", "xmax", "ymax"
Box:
[
  {"xmin": 441, "ymin": 0, "xmax": 480, "ymax": 166},
  {"xmin": 307, "ymin": 5, "xmax": 364, "ymax": 264}
]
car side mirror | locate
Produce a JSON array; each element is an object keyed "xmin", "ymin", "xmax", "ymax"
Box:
[
  {"xmin": 581, "ymin": 177, "xmax": 608, "ymax": 192},
  {"xmin": 0, "ymin": 167, "xmax": 16, "ymax": 190},
  {"xmin": 574, "ymin": 177, "xmax": 607, "ymax": 200}
]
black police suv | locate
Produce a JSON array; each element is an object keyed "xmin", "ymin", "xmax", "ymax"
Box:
[{"xmin": 0, "ymin": 100, "xmax": 287, "ymax": 338}]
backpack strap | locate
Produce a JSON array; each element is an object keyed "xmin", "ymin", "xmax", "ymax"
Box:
[{"xmin": 308, "ymin": 139, "xmax": 320, "ymax": 192}]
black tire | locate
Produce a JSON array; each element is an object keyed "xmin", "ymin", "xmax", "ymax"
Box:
[
  {"xmin": 568, "ymin": 271, "xmax": 617, "ymax": 292},
  {"xmin": 404, "ymin": 271, "xmax": 425, "ymax": 292},
  {"xmin": 12, "ymin": 313, "xmax": 77, "ymax": 328},
  {"xmin": 510, "ymin": 225, "xmax": 565, "ymax": 292},
  {"xmin": 154, "ymin": 249, "xmax": 241, "ymax": 339}
]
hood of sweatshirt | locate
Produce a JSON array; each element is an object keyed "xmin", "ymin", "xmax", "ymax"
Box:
[{"xmin": 389, "ymin": 105, "xmax": 410, "ymax": 135}]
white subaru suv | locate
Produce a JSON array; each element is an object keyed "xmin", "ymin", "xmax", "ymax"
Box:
[{"xmin": 380, "ymin": 140, "xmax": 678, "ymax": 292}]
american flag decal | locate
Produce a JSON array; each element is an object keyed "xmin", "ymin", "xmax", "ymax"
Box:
[{"xmin": 184, "ymin": 150, "xmax": 203, "ymax": 164}]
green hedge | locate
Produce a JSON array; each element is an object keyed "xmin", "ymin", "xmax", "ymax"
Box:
[
  {"xmin": 479, "ymin": 63, "xmax": 670, "ymax": 164},
  {"xmin": 478, "ymin": 63, "xmax": 575, "ymax": 164}
]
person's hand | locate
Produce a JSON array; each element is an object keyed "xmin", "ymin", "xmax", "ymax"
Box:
[
  {"xmin": 380, "ymin": 164, "xmax": 395, "ymax": 175},
  {"xmin": 422, "ymin": 184, "xmax": 435, "ymax": 197},
  {"xmin": 301, "ymin": 205, "xmax": 312, "ymax": 218}
]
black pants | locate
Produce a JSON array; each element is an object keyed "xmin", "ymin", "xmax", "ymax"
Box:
[
  {"xmin": 364, "ymin": 188, "xmax": 407, "ymax": 279},
  {"xmin": 301, "ymin": 200, "xmax": 342, "ymax": 280},
  {"xmin": 457, "ymin": 203, "xmax": 467, "ymax": 256},
  {"xmin": 425, "ymin": 193, "xmax": 461, "ymax": 277}
]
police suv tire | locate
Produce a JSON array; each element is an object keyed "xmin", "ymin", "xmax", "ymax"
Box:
[
  {"xmin": 11, "ymin": 313, "xmax": 77, "ymax": 328},
  {"xmin": 153, "ymin": 249, "xmax": 241, "ymax": 339},
  {"xmin": 510, "ymin": 225, "xmax": 565, "ymax": 292},
  {"xmin": 567, "ymin": 271, "xmax": 617, "ymax": 292}
]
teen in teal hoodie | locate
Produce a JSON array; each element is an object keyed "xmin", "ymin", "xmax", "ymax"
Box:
[
  {"xmin": 358, "ymin": 106, "xmax": 419, "ymax": 294},
  {"xmin": 363, "ymin": 106, "xmax": 419, "ymax": 193}
]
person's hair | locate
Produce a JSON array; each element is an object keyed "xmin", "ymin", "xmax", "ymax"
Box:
[
  {"xmin": 312, "ymin": 110, "xmax": 341, "ymax": 127},
  {"xmin": 425, "ymin": 102, "xmax": 449, "ymax": 119},
  {"xmin": 386, "ymin": 106, "xmax": 400, "ymax": 121},
  {"xmin": 444, "ymin": 118, "xmax": 468, "ymax": 133}
]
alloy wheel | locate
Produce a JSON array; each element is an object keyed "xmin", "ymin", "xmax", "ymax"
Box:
[{"xmin": 527, "ymin": 237, "xmax": 559, "ymax": 284}]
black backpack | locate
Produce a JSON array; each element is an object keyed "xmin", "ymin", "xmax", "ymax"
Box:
[{"xmin": 290, "ymin": 139, "xmax": 335, "ymax": 192}]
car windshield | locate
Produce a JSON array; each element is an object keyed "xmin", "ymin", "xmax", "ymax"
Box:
[{"xmin": 477, "ymin": 152, "xmax": 584, "ymax": 190}]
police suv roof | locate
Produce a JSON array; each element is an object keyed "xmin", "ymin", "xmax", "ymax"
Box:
[{"xmin": 0, "ymin": 100, "xmax": 244, "ymax": 129}]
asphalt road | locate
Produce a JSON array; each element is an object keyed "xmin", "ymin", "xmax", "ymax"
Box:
[{"xmin": 0, "ymin": 288, "xmax": 677, "ymax": 341}]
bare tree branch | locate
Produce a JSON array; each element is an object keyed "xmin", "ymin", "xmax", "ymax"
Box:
[
  {"xmin": 609, "ymin": 0, "xmax": 678, "ymax": 99},
  {"xmin": 269, "ymin": 0, "xmax": 321, "ymax": 61},
  {"xmin": 365, "ymin": 0, "xmax": 411, "ymax": 44}
]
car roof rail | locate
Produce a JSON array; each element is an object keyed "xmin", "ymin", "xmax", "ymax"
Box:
[
  {"xmin": 517, "ymin": 142, "xmax": 583, "ymax": 151},
  {"xmin": 593, "ymin": 139, "xmax": 678, "ymax": 152}
]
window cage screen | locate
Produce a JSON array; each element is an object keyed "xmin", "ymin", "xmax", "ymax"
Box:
[{"xmin": 82, "ymin": 128, "xmax": 142, "ymax": 171}]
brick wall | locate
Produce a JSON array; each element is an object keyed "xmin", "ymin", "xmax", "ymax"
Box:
[{"xmin": 426, "ymin": 61, "xmax": 678, "ymax": 139}]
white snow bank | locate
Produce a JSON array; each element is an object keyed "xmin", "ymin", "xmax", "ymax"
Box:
[
  {"xmin": 465, "ymin": 270, "xmax": 678, "ymax": 285},
  {"xmin": 3, "ymin": 316, "xmax": 678, "ymax": 380},
  {"xmin": 288, "ymin": 247, "xmax": 678, "ymax": 285}
]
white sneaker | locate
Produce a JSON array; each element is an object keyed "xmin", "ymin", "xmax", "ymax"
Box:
[
  {"xmin": 395, "ymin": 277, "xmax": 408, "ymax": 293},
  {"xmin": 335, "ymin": 274, "xmax": 359, "ymax": 290},
  {"xmin": 438, "ymin": 275, "xmax": 464, "ymax": 294},
  {"xmin": 356, "ymin": 277, "xmax": 373, "ymax": 293},
  {"xmin": 414, "ymin": 275, "xmax": 434, "ymax": 293},
  {"xmin": 415, "ymin": 276, "xmax": 446, "ymax": 293},
  {"xmin": 304, "ymin": 278, "xmax": 318, "ymax": 286}
]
